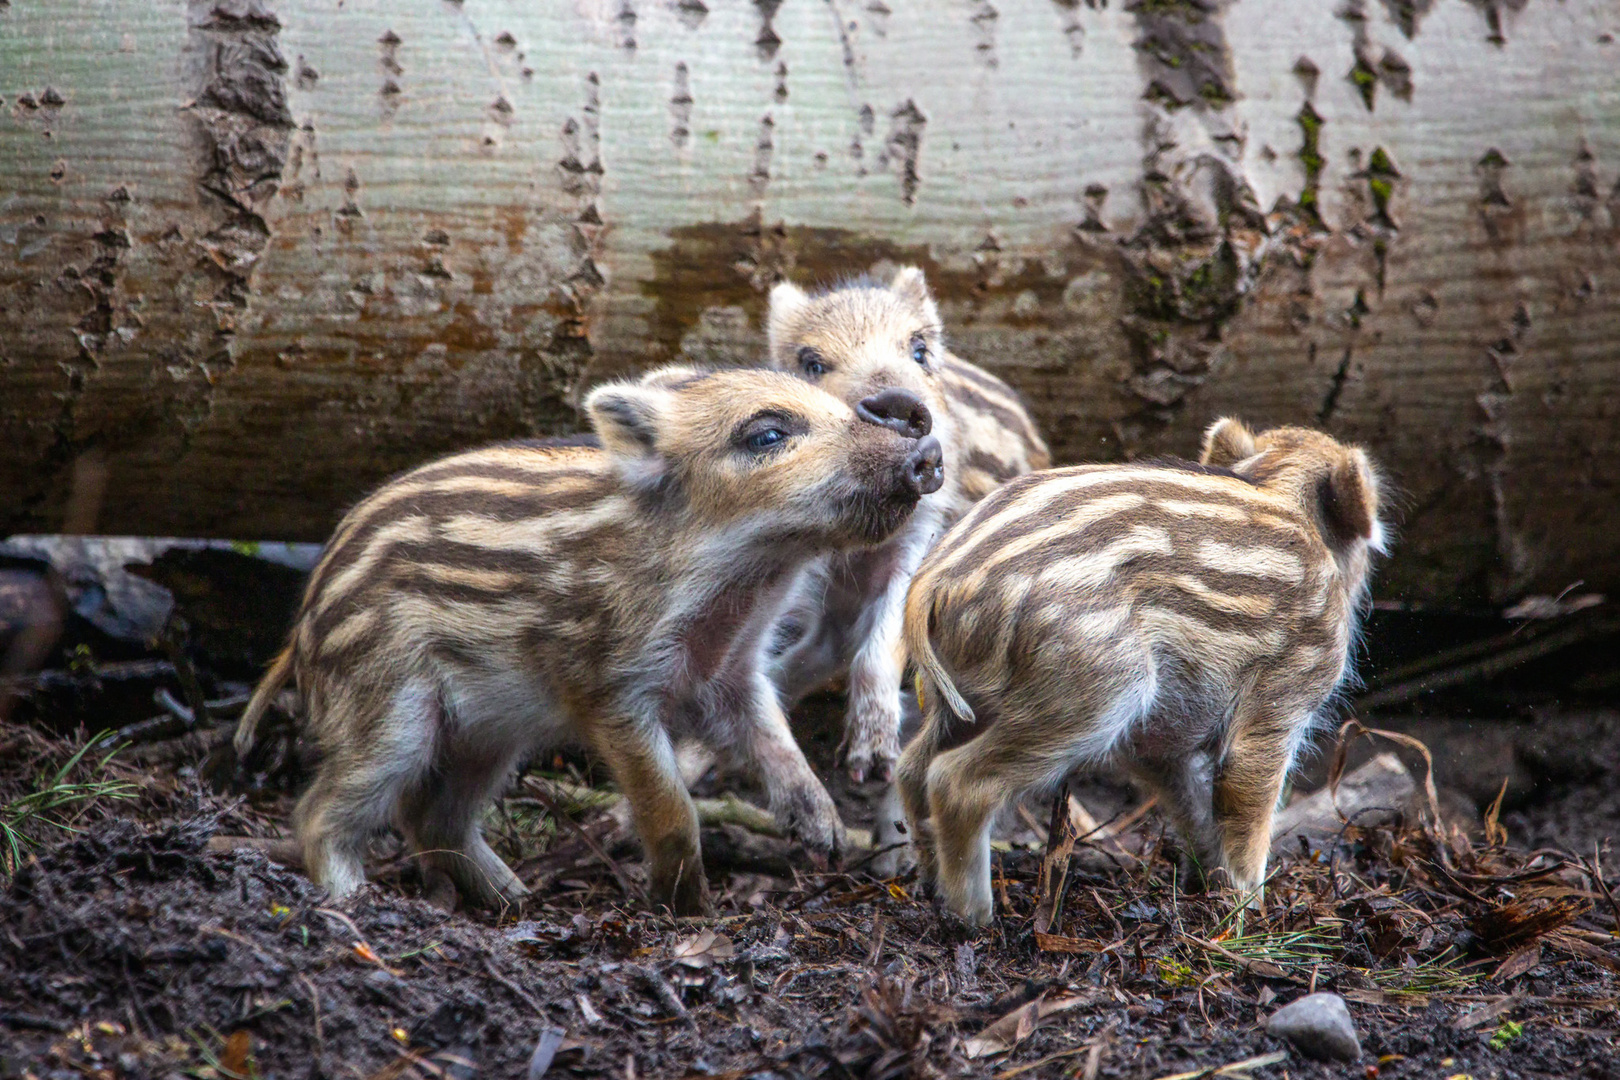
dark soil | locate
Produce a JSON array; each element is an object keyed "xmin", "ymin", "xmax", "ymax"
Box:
[
  {"xmin": 4, "ymin": 714, "xmax": 1619, "ymax": 1080},
  {"xmin": 2, "ymin": 564, "xmax": 1619, "ymax": 1080}
]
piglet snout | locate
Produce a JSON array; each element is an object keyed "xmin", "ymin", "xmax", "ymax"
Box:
[
  {"xmin": 903, "ymin": 435, "xmax": 945, "ymax": 496},
  {"xmin": 857, "ymin": 388, "xmax": 933, "ymax": 439}
]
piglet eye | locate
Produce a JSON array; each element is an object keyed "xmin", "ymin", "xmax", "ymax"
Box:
[
  {"xmin": 744, "ymin": 426, "xmax": 787, "ymax": 452},
  {"xmin": 910, "ymin": 335, "xmax": 928, "ymax": 365},
  {"xmin": 798, "ymin": 347, "xmax": 827, "ymax": 377}
]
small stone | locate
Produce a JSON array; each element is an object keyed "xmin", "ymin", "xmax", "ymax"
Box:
[{"xmin": 1266, "ymin": 992, "xmax": 1362, "ymax": 1062}]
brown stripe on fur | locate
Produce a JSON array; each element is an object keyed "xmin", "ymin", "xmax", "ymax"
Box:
[
  {"xmin": 928, "ymin": 479, "xmax": 1315, "ymax": 579},
  {"xmin": 945, "ymin": 379, "xmax": 1045, "ymax": 452},
  {"xmin": 306, "ymin": 528, "xmax": 624, "ymax": 641},
  {"xmin": 305, "ymin": 475, "xmax": 618, "ymax": 608},
  {"xmin": 400, "ymin": 445, "xmax": 602, "ymax": 484},
  {"xmin": 941, "ymin": 358, "xmax": 1048, "ymax": 455},
  {"xmin": 941, "ymin": 355, "xmax": 1022, "ymax": 400},
  {"xmin": 960, "ymin": 448, "xmax": 1024, "ymax": 486},
  {"xmin": 1136, "ymin": 456, "xmax": 1261, "ymax": 485}
]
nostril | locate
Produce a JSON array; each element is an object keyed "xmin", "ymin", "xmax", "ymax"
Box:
[
  {"xmin": 903, "ymin": 436, "xmax": 945, "ymax": 496},
  {"xmin": 907, "ymin": 402, "xmax": 931, "ymax": 438}
]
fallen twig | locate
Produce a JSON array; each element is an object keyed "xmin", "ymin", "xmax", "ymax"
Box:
[
  {"xmin": 1454, "ymin": 993, "xmax": 1525, "ymax": 1030},
  {"xmin": 635, "ymin": 964, "xmax": 694, "ymax": 1026},
  {"xmin": 991, "ymin": 1041, "xmax": 1094, "ymax": 1080},
  {"xmin": 1149, "ymin": 1050, "xmax": 1289, "ymax": 1080},
  {"xmin": 522, "ymin": 776, "xmax": 643, "ymax": 903}
]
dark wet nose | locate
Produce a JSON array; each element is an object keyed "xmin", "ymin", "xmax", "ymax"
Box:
[
  {"xmin": 903, "ymin": 436, "xmax": 944, "ymax": 496},
  {"xmin": 856, "ymin": 388, "xmax": 932, "ymax": 439}
]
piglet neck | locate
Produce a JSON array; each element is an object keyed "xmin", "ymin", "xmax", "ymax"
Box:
[{"xmin": 674, "ymin": 549, "xmax": 803, "ymax": 686}]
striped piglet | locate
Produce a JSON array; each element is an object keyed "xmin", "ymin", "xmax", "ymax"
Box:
[
  {"xmin": 897, "ymin": 418, "xmax": 1387, "ymax": 925},
  {"xmin": 766, "ymin": 268, "xmax": 1050, "ymax": 782},
  {"xmin": 233, "ymin": 367, "xmax": 943, "ymax": 915}
]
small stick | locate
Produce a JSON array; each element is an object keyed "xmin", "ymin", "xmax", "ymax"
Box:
[
  {"xmin": 482, "ymin": 955, "xmax": 546, "ymax": 1017},
  {"xmin": 635, "ymin": 965, "xmax": 693, "ymax": 1026},
  {"xmin": 781, "ymin": 843, "xmax": 907, "ymax": 911},
  {"xmin": 297, "ymin": 973, "xmax": 324, "ymax": 1062},
  {"xmin": 865, "ymin": 912, "xmax": 886, "ymax": 967},
  {"xmin": 1088, "ymin": 887, "xmax": 1125, "ymax": 941},
  {"xmin": 1590, "ymin": 843, "xmax": 1620, "ymax": 932}
]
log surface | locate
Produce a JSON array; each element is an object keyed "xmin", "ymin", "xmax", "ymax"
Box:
[{"xmin": 3, "ymin": 0, "xmax": 1618, "ymax": 604}]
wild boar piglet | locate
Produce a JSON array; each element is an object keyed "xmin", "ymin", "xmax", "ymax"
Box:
[
  {"xmin": 233, "ymin": 366, "xmax": 944, "ymax": 916},
  {"xmin": 766, "ymin": 267, "xmax": 1050, "ymax": 782},
  {"xmin": 897, "ymin": 418, "xmax": 1387, "ymax": 925}
]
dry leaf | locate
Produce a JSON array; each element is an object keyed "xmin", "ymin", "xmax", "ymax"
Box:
[
  {"xmin": 1034, "ymin": 932, "xmax": 1105, "ymax": 954},
  {"xmin": 1150, "ymin": 1050, "xmax": 1288, "ymax": 1080},
  {"xmin": 671, "ymin": 929, "xmax": 734, "ymax": 968},
  {"xmin": 220, "ymin": 1030, "xmax": 251, "ymax": 1078},
  {"xmin": 961, "ymin": 993, "xmax": 1088, "ymax": 1059},
  {"xmin": 1453, "ymin": 994, "xmax": 1524, "ymax": 1031},
  {"xmin": 577, "ymin": 993, "xmax": 604, "ymax": 1025},
  {"xmin": 1491, "ymin": 944, "xmax": 1542, "ymax": 983}
]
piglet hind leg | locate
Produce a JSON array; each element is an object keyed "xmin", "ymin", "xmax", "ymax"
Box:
[
  {"xmin": 1127, "ymin": 750, "xmax": 1225, "ymax": 892},
  {"xmin": 398, "ymin": 739, "xmax": 529, "ymax": 911},
  {"xmin": 1212, "ymin": 706, "xmax": 1310, "ymax": 910},
  {"xmin": 295, "ymin": 679, "xmax": 440, "ymax": 901},
  {"xmin": 586, "ymin": 716, "xmax": 710, "ymax": 916},
  {"xmin": 894, "ymin": 694, "xmax": 948, "ymax": 889},
  {"xmin": 922, "ymin": 741, "xmax": 1002, "ymax": 927},
  {"xmin": 294, "ymin": 763, "xmax": 379, "ymax": 902}
]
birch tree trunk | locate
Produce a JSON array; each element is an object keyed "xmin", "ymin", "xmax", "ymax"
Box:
[{"xmin": 2, "ymin": 0, "xmax": 1618, "ymax": 605}]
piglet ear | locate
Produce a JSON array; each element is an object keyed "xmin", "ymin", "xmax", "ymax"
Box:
[
  {"xmin": 1200, "ymin": 416, "xmax": 1258, "ymax": 467},
  {"xmin": 767, "ymin": 280, "xmax": 812, "ymax": 359},
  {"xmin": 585, "ymin": 380, "xmax": 669, "ymax": 462},
  {"xmin": 1319, "ymin": 448, "xmax": 1386, "ymax": 553},
  {"xmin": 890, "ymin": 266, "xmax": 941, "ymax": 327}
]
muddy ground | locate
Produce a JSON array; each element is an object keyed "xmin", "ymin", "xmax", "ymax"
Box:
[{"xmin": 1, "ymin": 550, "xmax": 1618, "ymax": 1080}]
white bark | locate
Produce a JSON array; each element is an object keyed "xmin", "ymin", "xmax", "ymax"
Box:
[{"xmin": 2, "ymin": 0, "xmax": 1617, "ymax": 604}]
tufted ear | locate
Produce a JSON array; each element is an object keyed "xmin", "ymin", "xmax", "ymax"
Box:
[
  {"xmin": 767, "ymin": 280, "xmax": 812, "ymax": 360},
  {"xmin": 636, "ymin": 364, "xmax": 706, "ymax": 389},
  {"xmin": 890, "ymin": 265, "xmax": 941, "ymax": 328},
  {"xmin": 1200, "ymin": 416, "xmax": 1259, "ymax": 468},
  {"xmin": 1320, "ymin": 447, "xmax": 1388, "ymax": 554},
  {"xmin": 585, "ymin": 380, "xmax": 671, "ymax": 466}
]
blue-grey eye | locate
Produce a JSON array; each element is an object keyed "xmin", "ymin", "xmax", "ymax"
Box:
[
  {"xmin": 910, "ymin": 336, "xmax": 928, "ymax": 365},
  {"xmin": 799, "ymin": 347, "xmax": 826, "ymax": 377},
  {"xmin": 745, "ymin": 426, "xmax": 787, "ymax": 452}
]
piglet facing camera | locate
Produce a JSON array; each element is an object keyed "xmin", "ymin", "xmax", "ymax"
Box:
[
  {"xmin": 232, "ymin": 367, "xmax": 940, "ymax": 916},
  {"xmin": 765, "ymin": 268, "xmax": 1051, "ymax": 784},
  {"xmin": 897, "ymin": 418, "xmax": 1387, "ymax": 926}
]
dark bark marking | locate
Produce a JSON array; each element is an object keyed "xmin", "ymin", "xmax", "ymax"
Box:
[
  {"xmin": 1317, "ymin": 346, "xmax": 1354, "ymax": 424},
  {"xmin": 670, "ymin": 63, "xmax": 693, "ymax": 149},
  {"xmin": 755, "ymin": 0, "xmax": 782, "ymax": 60},
  {"xmin": 880, "ymin": 100, "xmax": 925, "ymax": 206}
]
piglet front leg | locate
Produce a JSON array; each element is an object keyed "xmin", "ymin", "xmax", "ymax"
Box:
[
  {"xmin": 734, "ymin": 671, "xmax": 848, "ymax": 866},
  {"xmin": 586, "ymin": 716, "xmax": 710, "ymax": 916},
  {"xmin": 841, "ymin": 528, "xmax": 934, "ymax": 783}
]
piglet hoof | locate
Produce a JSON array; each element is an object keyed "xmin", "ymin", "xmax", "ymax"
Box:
[
  {"xmin": 650, "ymin": 862, "xmax": 713, "ymax": 918},
  {"xmin": 421, "ymin": 867, "xmax": 460, "ymax": 913},
  {"xmin": 841, "ymin": 725, "xmax": 900, "ymax": 786},
  {"xmin": 867, "ymin": 843, "xmax": 914, "ymax": 880},
  {"xmin": 776, "ymin": 786, "xmax": 848, "ymax": 869}
]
